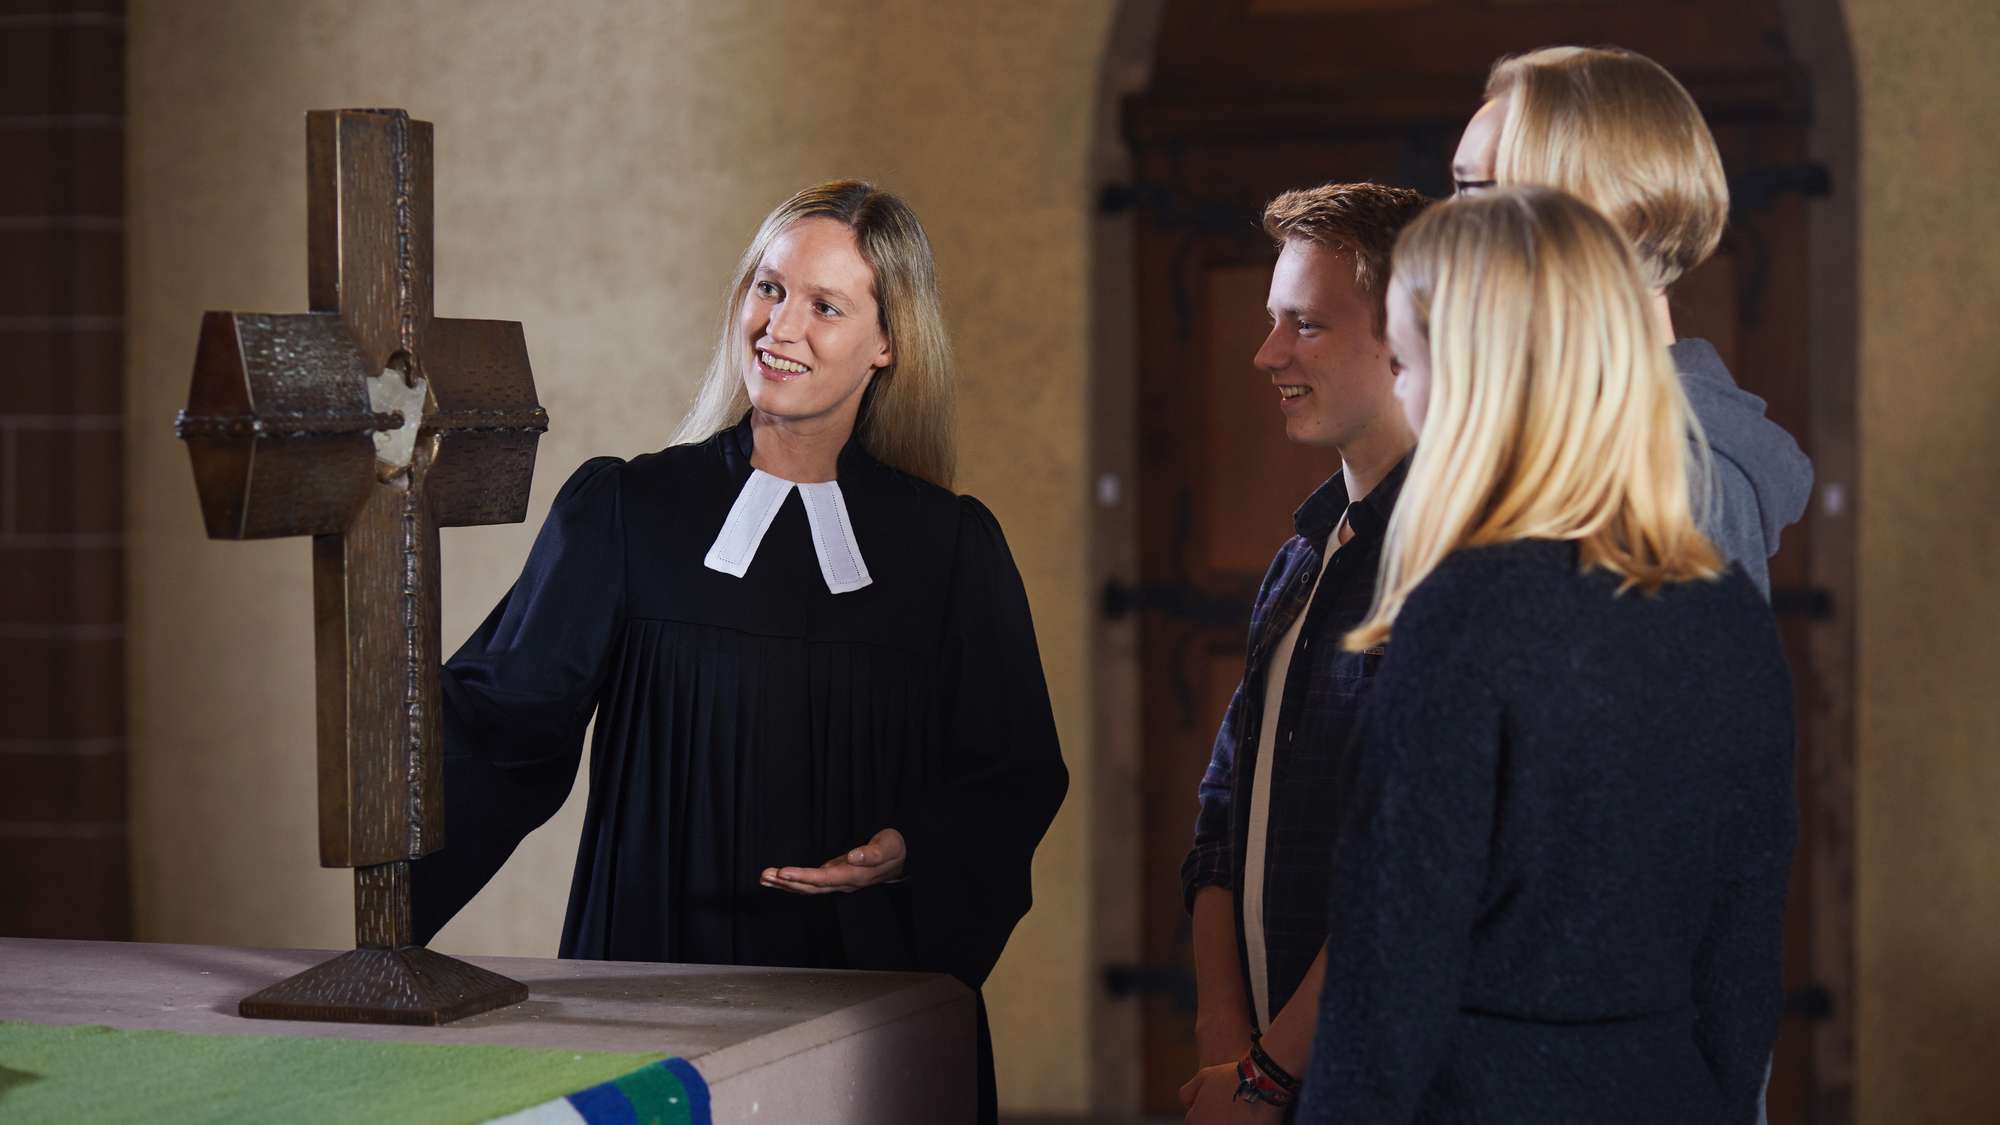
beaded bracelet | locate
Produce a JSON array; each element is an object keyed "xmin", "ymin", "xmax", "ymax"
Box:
[
  {"xmin": 1234, "ymin": 1055, "xmax": 1296, "ymax": 1107},
  {"xmin": 1249, "ymin": 1033, "xmax": 1302, "ymax": 1095}
]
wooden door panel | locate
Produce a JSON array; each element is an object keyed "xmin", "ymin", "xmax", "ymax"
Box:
[
  {"xmin": 1137, "ymin": 636, "xmax": 1262, "ymax": 1102},
  {"xmin": 1196, "ymin": 263, "xmax": 1338, "ymax": 576},
  {"xmin": 1674, "ymin": 250, "xmax": 1743, "ymax": 373},
  {"xmin": 1124, "ymin": 11, "xmax": 1842, "ymax": 1117}
]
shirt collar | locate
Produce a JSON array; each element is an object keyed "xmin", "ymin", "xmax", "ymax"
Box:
[
  {"xmin": 1293, "ymin": 453, "xmax": 1412, "ymax": 542},
  {"xmin": 710, "ymin": 420, "xmax": 875, "ymax": 594}
]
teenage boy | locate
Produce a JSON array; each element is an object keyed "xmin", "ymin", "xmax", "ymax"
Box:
[{"xmin": 1179, "ymin": 182, "xmax": 1432, "ymax": 1122}]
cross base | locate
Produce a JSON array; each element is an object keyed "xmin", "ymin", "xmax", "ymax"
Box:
[{"xmin": 238, "ymin": 946, "xmax": 527, "ymax": 1025}]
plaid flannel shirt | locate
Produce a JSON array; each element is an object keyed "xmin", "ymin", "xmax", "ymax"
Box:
[{"xmin": 1180, "ymin": 457, "xmax": 1408, "ymax": 1025}]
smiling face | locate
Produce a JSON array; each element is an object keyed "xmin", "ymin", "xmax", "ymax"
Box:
[
  {"xmin": 738, "ymin": 216, "xmax": 893, "ymax": 432},
  {"xmin": 1253, "ymin": 238, "xmax": 1402, "ymax": 450},
  {"xmin": 1452, "ymin": 97, "xmax": 1507, "ymax": 196},
  {"xmin": 1386, "ymin": 277, "xmax": 1432, "ymax": 434}
]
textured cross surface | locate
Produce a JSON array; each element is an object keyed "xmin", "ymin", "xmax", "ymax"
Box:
[{"xmin": 176, "ymin": 108, "xmax": 547, "ymax": 1024}]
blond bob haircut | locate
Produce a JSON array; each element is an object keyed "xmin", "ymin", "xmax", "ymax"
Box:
[
  {"xmin": 1485, "ymin": 46, "xmax": 1729, "ymax": 290},
  {"xmin": 1348, "ymin": 187, "xmax": 1722, "ymax": 651},
  {"xmin": 670, "ymin": 179, "xmax": 957, "ymax": 489}
]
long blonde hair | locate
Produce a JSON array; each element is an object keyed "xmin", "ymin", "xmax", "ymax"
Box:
[
  {"xmin": 1348, "ymin": 188, "xmax": 1722, "ymax": 651},
  {"xmin": 1486, "ymin": 46, "xmax": 1729, "ymax": 290},
  {"xmin": 670, "ymin": 180, "xmax": 957, "ymax": 488}
]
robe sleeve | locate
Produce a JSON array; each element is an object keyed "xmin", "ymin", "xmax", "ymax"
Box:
[
  {"xmin": 897, "ymin": 496, "xmax": 1069, "ymax": 989},
  {"xmin": 411, "ymin": 456, "xmax": 627, "ymax": 945}
]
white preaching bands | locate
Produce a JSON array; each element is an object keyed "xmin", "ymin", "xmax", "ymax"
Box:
[{"xmin": 704, "ymin": 469, "xmax": 873, "ymax": 594}]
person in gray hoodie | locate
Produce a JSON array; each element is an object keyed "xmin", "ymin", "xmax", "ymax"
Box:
[
  {"xmin": 1448, "ymin": 46, "xmax": 1813, "ymax": 598},
  {"xmin": 1441, "ymin": 44, "xmax": 1811, "ymax": 1125},
  {"xmin": 1673, "ymin": 336, "xmax": 1815, "ymax": 598}
]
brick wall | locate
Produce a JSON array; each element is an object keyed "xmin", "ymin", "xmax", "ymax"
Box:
[{"xmin": 0, "ymin": 0, "xmax": 129, "ymax": 939}]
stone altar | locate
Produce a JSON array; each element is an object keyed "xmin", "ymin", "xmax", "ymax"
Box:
[{"xmin": 0, "ymin": 938, "xmax": 974, "ymax": 1123}]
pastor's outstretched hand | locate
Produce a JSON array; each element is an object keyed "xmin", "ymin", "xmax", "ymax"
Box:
[{"xmin": 761, "ymin": 827, "xmax": 907, "ymax": 895}]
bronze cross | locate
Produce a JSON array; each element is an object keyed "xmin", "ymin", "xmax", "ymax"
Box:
[{"xmin": 176, "ymin": 109, "xmax": 546, "ymax": 1023}]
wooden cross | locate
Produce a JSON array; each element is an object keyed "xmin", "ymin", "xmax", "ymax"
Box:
[{"xmin": 176, "ymin": 109, "xmax": 546, "ymax": 1024}]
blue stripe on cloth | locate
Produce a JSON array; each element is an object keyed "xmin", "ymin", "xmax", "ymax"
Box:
[
  {"xmin": 556, "ymin": 1058, "xmax": 709, "ymax": 1125},
  {"xmin": 564, "ymin": 1080, "xmax": 637, "ymax": 1125},
  {"xmin": 662, "ymin": 1058, "xmax": 711, "ymax": 1122}
]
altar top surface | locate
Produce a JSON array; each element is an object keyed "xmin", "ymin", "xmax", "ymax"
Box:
[{"xmin": 0, "ymin": 939, "xmax": 968, "ymax": 1084}]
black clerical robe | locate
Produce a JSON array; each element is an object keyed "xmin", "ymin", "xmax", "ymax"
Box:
[{"xmin": 411, "ymin": 423, "xmax": 1067, "ymax": 1064}]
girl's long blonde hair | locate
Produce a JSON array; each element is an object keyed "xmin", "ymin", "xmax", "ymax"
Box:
[
  {"xmin": 670, "ymin": 179, "xmax": 957, "ymax": 489},
  {"xmin": 1348, "ymin": 188, "xmax": 1722, "ymax": 651}
]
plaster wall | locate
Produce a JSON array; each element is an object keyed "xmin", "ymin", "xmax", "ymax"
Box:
[
  {"xmin": 129, "ymin": 3, "xmax": 2000, "ymax": 1118},
  {"xmin": 125, "ymin": 2, "xmax": 1114, "ymax": 1111},
  {"xmin": 1844, "ymin": 1, "xmax": 2000, "ymax": 1120}
]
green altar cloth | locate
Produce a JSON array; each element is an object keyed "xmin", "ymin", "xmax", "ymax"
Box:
[{"xmin": 0, "ymin": 1022, "xmax": 662, "ymax": 1124}]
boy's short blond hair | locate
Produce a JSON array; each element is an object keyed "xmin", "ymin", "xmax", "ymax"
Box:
[
  {"xmin": 1261, "ymin": 182, "xmax": 1433, "ymax": 336},
  {"xmin": 1486, "ymin": 46, "xmax": 1729, "ymax": 289}
]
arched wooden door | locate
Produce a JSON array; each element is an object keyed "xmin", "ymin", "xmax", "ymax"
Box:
[{"xmin": 1108, "ymin": 1, "xmax": 1854, "ymax": 1119}]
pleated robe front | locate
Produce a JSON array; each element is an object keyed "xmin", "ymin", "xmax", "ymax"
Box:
[{"xmin": 411, "ymin": 425, "xmax": 1068, "ymax": 1070}]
